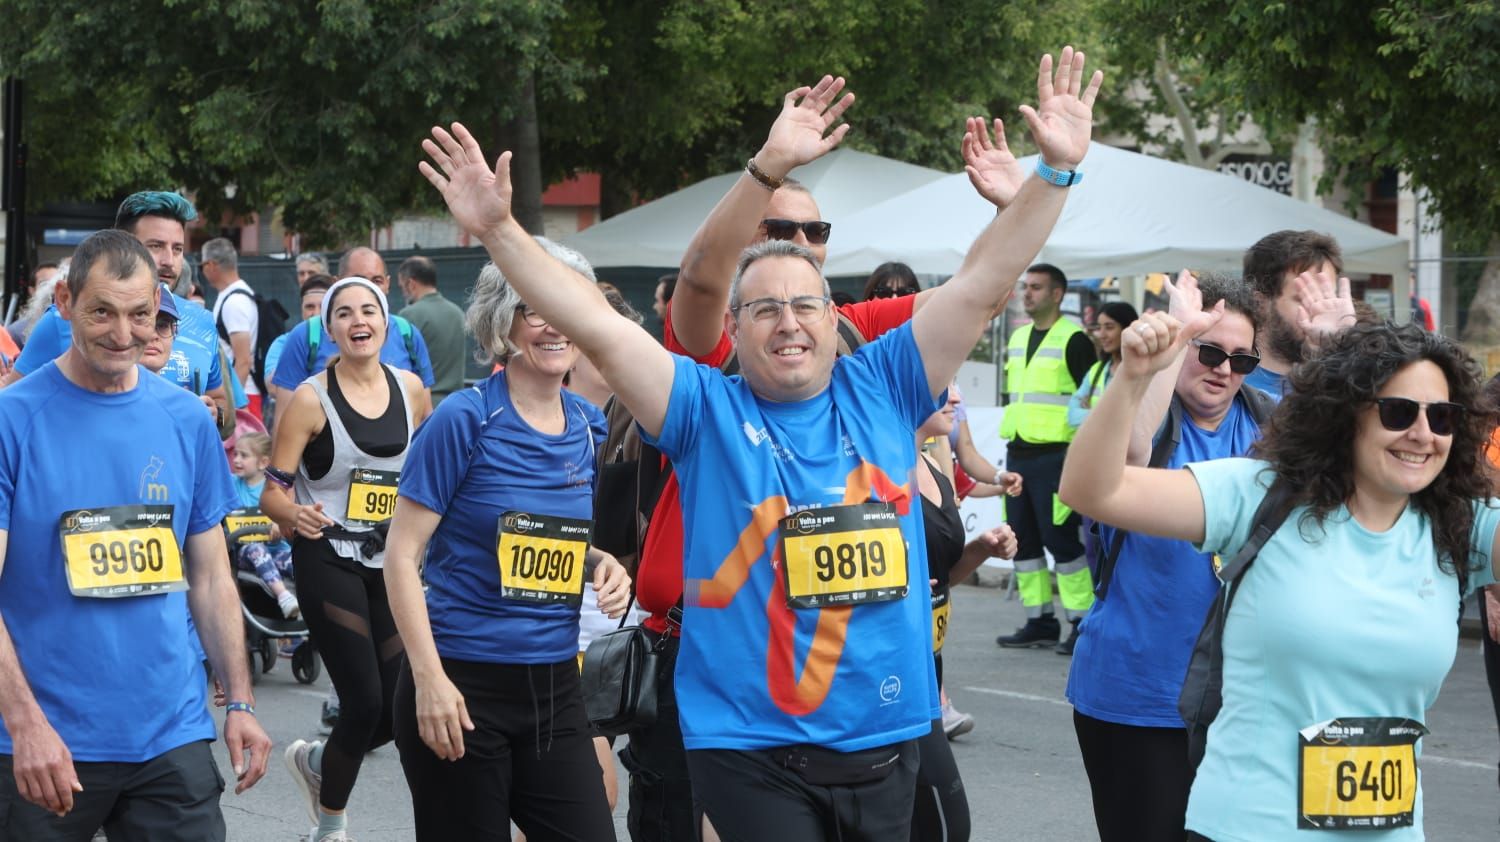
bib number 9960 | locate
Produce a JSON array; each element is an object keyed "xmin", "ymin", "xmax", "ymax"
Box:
[{"xmin": 59, "ymin": 505, "xmax": 185, "ymax": 598}]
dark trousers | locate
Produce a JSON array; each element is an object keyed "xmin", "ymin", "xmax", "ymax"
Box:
[
  {"xmin": 293, "ymin": 538, "xmax": 402, "ymax": 811},
  {"xmin": 0, "ymin": 741, "xmax": 224, "ymax": 842},
  {"xmin": 1073, "ymin": 710, "xmax": 1191, "ymax": 842},
  {"xmin": 688, "ymin": 741, "xmax": 918, "ymax": 842},
  {"xmin": 393, "ymin": 656, "xmax": 615, "ymax": 841},
  {"xmin": 911, "ymin": 719, "xmax": 968, "ymax": 842},
  {"xmin": 621, "ymin": 630, "xmax": 699, "ymax": 841},
  {"xmin": 1481, "ymin": 589, "xmax": 1500, "ymax": 795},
  {"xmin": 1004, "ymin": 448, "xmax": 1083, "ymax": 562}
]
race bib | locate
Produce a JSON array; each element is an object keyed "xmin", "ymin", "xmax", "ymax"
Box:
[
  {"xmin": 778, "ymin": 503, "xmax": 908, "ymax": 610},
  {"xmin": 496, "ymin": 511, "xmax": 591, "ymax": 607},
  {"xmin": 58, "ymin": 505, "xmax": 185, "ymax": 598},
  {"xmin": 1298, "ymin": 717, "xmax": 1426, "ymax": 830},
  {"xmin": 346, "ymin": 468, "xmax": 399, "ymax": 525},
  {"xmin": 931, "ymin": 588, "xmax": 951, "ymax": 654},
  {"xmin": 225, "ymin": 507, "xmax": 274, "ymax": 542}
]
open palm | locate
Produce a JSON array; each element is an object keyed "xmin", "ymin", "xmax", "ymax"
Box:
[
  {"xmin": 761, "ymin": 75, "xmax": 855, "ymax": 170},
  {"xmin": 419, "ymin": 123, "xmax": 513, "ymax": 239},
  {"xmin": 963, "ymin": 117, "xmax": 1026, "ymax": 209},
  {"xmin": 1019, "ymin": 46, "xmax": 1103, "ymax": 171}
]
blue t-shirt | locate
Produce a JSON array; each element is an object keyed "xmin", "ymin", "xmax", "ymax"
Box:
[
  {"xmin": 0, "ymin": 364, "xmax": 236, "ymax": 762},
  {"xmin": 15, "ymin": 301, "xmax": 230, "ymax": 403},
  {"xmin": 230, "ymin": 475, "xmax": 289, "ymax": 554},
  {"xmin": 271, "ymin": 316, "xmax": 435, "ymax": 391},
  {"xmin": 399, "ymin": 370, "xmax": 605, "ymax": 663},
  {"xmin": 1067, "ymin": 395, "xmax": 1263, "ymax": 727},
  {"xmin": 264, "ymin": 331, "xmax": 291, "ymax": 384},
  {"xmin": 1183, "ymin": 457, "xmax": 1499, "ymax": 841},
  {"xmin": 643, "ymin": 323, "xmax": 943, "ymax": 752},
  {"xmin": 1242, "ymin": 365, "xmax": 1285, "ymax": 400}
]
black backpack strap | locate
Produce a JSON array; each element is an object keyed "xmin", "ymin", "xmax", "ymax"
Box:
[
  {"xmin": 835, "ymin": 314, "xmax": 864, "ymax": 357},
  {"xmin": 214, "ymin": 287, "xmax": 254, "ymax": 342},
  {"xmin": 1094, "ymin": 399, "xmax": 1183, "ymax": 600},
  {"xmin": 1217, "ymin": 474, "xmax": 1296, "ymax": 588}
]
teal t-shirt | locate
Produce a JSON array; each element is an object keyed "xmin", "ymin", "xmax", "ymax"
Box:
[{"xmin": 1184, "ymin": 457, "xmax": 1499, "ymax": 841}]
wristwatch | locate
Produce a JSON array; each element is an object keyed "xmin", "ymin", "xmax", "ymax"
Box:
[{"xmin": 1035, "ymin": 159, "xmax": 1082, "ymax": 187}]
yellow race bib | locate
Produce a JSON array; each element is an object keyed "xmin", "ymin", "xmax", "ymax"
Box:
[
  {"xmin": 778, "ymin": 503, "xmax": 908, "ymax": 610},
  {"xmin": 1298, "ymin": 717, "xmax": 1425, "ymax": 831},
  {"xmin": 225, "ymin": 507, "xmax": 274, "ymax": 542},
  {"xmin": 931, "ymin": 588, "xmax": 951, "ymax": 654},
  {"xmin": 496, "ymin": 511, "xmax": 591, "ymax": 607},
  {"xmin": 58, "ymin": 505, "xmax": 185, "ymax": 598},
  {"xmin": 346, "ymin": 468, "xmax": 400, "ymax": 525}
]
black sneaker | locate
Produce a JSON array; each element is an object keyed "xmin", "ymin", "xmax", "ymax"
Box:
[
  {"xmin": 1055, "ymin": 620, "xmax": 1081, "ymax": 656},
  {"xmin": 996, "ymin": 616, "xmax": 1062, "ymax": 648}
]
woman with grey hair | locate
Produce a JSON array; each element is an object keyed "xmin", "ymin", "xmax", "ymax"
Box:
[{"xmin": 383, "ymin": 238, "xmax": 632, "ymax": 840}]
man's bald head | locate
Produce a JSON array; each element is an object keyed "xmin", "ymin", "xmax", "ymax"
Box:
[{"xmin": 339, "ymin": 247, "xmax": 389, "ymax": 291}]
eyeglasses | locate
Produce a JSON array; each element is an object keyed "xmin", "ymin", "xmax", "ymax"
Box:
[
  {"xmin": 733, "ymin": 295, "xmax": 831, "ymax": 325},
  {"xmin": 516, "ymin": 305, "xmax": 548, "ymax": 328},
  {"xmin": 871, "ymin": 286, "xmax": 919, "ymax": 299},
  {"xmin": 154, "ymin": 317, "xmax": 178, "ymax": 338},
  {"xmin": 760, "ymin": 218, "xmax": 832, "ymax": 245},
  {"xmin": 1190, "ymin": 340, "xmax": 1260, "ymax": 375},
  {"xmin": 1371, "ymin": 398, "xmax": 1465, "ymax": 436}
]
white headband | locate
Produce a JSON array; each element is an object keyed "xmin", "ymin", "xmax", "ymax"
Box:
[{"xmin": 321, "ymin": 276, "xmax": 389, "ymax": 332}]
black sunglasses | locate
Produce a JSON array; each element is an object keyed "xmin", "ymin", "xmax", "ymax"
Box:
[
  {"xmin": 1372, "ymin": 398, "xmax": 1465, "ymax": 436},
  {"xmin": 761, "ymin": 218, "xmax": 832, "ymax": 245},
  {"xmin": 871, "ymin": 286, "xmax": 919, "ymax": 299},
  {"xmin": 1190, "ymin": 340, "xmax": 1260, "ymax": 375}
]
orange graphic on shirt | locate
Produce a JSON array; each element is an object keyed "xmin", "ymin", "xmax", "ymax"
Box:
[{"xmin": 688, "ymin": 460, "xmax": 913, "ymax": 717}]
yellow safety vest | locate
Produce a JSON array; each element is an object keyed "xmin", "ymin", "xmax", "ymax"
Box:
[{"xmin": 1000, "ymin": 320, "xmax": 1085, "ymax": 444}]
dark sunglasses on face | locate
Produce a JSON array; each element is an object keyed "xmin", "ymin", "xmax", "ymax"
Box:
[
  {"xmin": 761, "ymin": 218, "xmax": 832, "ymax": 245},
  {"xmin": 1372, "ymin": 398, "xmax": 1465, "ymax": 436},
  {"xmin": 1190, "ymin": 339, "xmax": 1260, "ymax": 375},
  {"xmin": 871, "ymin": 285, "xmax": 920, "ymax": 299}
]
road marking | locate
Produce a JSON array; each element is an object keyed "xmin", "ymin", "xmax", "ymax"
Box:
[
  {"xmin": 961, "ymin": 686, "xmax": 1493, "ymax": 771},
  {"xmin": 287, "ymin": 688, "xmax": 328, "ymax": 700}
]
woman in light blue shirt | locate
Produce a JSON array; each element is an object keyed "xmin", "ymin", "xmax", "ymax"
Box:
[
  {"xmin": 1060, "ymin": 314, "xmax": 1499, "ymax": 842},
  {"xmin": 1067, "ymin": 301, "xmax": 1138, "ymax": 429}
]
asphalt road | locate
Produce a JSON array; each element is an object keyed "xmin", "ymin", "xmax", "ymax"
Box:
[{"xmin": 214, "ymin": 583, "xmax": 1500, "ymax": 841}]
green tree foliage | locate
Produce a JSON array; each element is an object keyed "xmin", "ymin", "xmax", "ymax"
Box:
[{"xmin": 2, "ymin": 0, "xmax": 1111, "ymax": 242}]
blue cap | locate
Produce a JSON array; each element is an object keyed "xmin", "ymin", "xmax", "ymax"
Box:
[{"xmin": 157, "ymin": 283, "xmax": 179, "ymax": 321}]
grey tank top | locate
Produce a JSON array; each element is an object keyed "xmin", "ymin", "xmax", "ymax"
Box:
[{"xmin": 294, "ymin": 365, "xmax": 413, "ymax": 568}]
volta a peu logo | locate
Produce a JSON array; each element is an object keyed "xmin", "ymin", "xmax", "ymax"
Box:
[
  {"xmin": 66, "ymin": 510, "xmax": 110, "ymax": 532},
  {"xmin": 503, "ymin": 513, "xmax": 541, "ymax": 534}
]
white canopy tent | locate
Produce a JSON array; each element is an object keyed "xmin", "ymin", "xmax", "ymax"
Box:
[
  {"xmin": 563, "ymin": 149, "xmax": 947, "ymax": 268},
  {"xmin": 822, "ymin": 142, "xmax": 1410, "ymax": 283}
]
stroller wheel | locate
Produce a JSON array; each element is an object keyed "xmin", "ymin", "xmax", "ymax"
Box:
[
  {"xmin": 292, "ymin": 643, "xmax": 321, "ymax": 685},
  {"xmin": 246, "ymin": 647, "xmax": 260, "ymax": 686},
  {"xmin": 259, "ymin": 638, "xmax": 277, "ymax": 674}
]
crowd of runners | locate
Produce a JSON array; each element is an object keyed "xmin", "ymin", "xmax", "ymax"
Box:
[{"xmin": 0, "ymin": 45, "xmax": 1497, "ymax": 842}]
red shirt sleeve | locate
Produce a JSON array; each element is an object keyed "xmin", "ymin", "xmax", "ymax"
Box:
[
  {"xmin": 953, "ymin": 461, "xmax": 978, "ymax": 501},
  {"xmin": 662, "ymin": 298, "xmax": 734, "ymax": 366},
  {"xmin": 636, "ymin": 469, "xmax": 685, "ymax": 634},
  {"xmin": 836, "ymin": 295, "xmax": 917, "ymax": 342}
]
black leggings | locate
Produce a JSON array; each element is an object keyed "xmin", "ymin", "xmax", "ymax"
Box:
[
  {"xmin": 911, "ymin": 719, "xmax": 969, "ymax": 842},
  {"xmin": 1072, "ymin": 710, "xmax": 1191, "ymax": 842},
  {"xmin": 1482, "ymin": 589, "xmax": 1500, "ymax": 794},
  {"xmin": 293, "ymin": 538, "xmax": 403, "ymax": 811},
  {"xmin": 392, "ymin": 656, "xmax": 614, "ymax": 841}
]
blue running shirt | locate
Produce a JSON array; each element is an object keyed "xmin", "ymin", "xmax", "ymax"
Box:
[
  {"xmin": 399, "ymin": 370, "xmax": 605, "ymax": 663},
  {"xmin": 0, "ymin": 364, "xmax": 236, "ymax": 762},
  {"xmin": 644, "ymin": 323, "xmax": 943, "ymax": 752}
]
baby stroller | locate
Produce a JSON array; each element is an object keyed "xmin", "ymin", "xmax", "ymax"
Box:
[{"xmin": 227, "ymin": 517, "xmax": 321, "ymax": 685}]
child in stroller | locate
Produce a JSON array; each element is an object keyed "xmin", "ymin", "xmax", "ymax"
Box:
[{"xmin": 230, "ymin": 432, "xmax": 298, "ymax": 618}]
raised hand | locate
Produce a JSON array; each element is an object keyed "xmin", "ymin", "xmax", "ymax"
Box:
[
  {"xmin": 1018, "ymin": 46, "xmax": 1104, "ymax": 172},
  {"xmin": 963, "ymin": 117, "xmax": 1027, "ymax": 209},
  {"xmin": 755, "ymin": 76, "xmax": 856, "ymax": 177},
  {"xmin": 420, "ymin": 123, "xmax": 514, "ymax": 240},
  {"xmin": 1119, "ymin": 308, "xmax": 1222, "ymax": 380},
  {"xmin": 1293, "ymin": 266, "xmax": 1356, "ymax": 343},
  {"xmin": 1164, "ymin": 269, "xmax": 1203, "ymax": 325}
]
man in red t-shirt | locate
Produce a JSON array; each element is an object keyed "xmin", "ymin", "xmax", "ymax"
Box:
[{"xmin": 621, "ymin": 76, "xmax": 1030, "ymax": 842}]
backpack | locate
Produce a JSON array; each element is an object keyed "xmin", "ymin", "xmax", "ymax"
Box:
[
  {"xmin": 215, "ymin": 288, "xmax": 289, "ymax": 395},
  {"xmin": 591, "ymin": 312, "xmax": 868, "ymax": 573},
  {"xmin": 1178, "ymin": 476, "xmax": 1296, "ymax": 776},
  {"xmin": 306, "ymin": 314, "xmax": 417, "ymax": 373},
  {"xmin": 1093, "ymin": 383, "xmax": 1277, "ymax": 601}
]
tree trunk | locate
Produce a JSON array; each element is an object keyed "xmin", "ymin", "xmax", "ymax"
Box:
[
  {"xmin": 1460, "ymin": 236, "xmax": 1500, "ymax": 346},
  {"xmin": 598, "ymin": 169, "xmax": 635, "ymax": 221},
  {"xmin": 496, "ymin": 71, "xmax": 544, "ymax": 235}
]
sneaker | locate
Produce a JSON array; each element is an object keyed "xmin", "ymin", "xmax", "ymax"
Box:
[
  {"xmin": 278, "ymin": 591, "xmax": 301, "ymax": 619},
  {"xmin": 1055, "ymin": 619, "xmax": 1082, "ymax": 656},
  {"xmin": 941, "ymin": 700, "xmax": 975, "ymax": 740},
  {"xmin": 284, "ymin": 739, "xmax": 323, "ymax": 826},
  {"xmin": 318, "ymin": 700, "xmax": 339, "ymax": 735},
  {"xmin": 309, "ymin": 829, "xmax": 352, "ymax": 842},
  {"xmin": 996, "ymin": 616, "xmax": 1062, "ymax": 648}
]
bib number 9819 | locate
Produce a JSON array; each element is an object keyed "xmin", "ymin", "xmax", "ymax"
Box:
[{"xmin": 779, "ymin": 503, "xmax": 908, "ymax": 609}]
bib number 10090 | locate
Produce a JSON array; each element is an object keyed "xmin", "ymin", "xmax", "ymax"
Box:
[{"xmin": 495, "ymin": 511, "xmax": 592, "ymax": 607}]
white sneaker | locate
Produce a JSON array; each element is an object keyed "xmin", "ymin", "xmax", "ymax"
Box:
[
  {"xmin": 278, "ymin": 591, "xmax": 301, "ymax": 618},
  {"xmin": 284, "ymin": 739, "xmax": 323, "ymax": 826},
  {"xmin": 310, "ymin": 828, "xmax": 352, "ymax": 842},
  {"xmin": 942, "ymin": 700, "xmax": 975, "ymax": 740}
]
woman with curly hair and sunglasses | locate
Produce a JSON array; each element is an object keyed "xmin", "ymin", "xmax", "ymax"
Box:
[{"xmin": 1059, "ymin": 302, "xmax": 1500, "ymax": 841}]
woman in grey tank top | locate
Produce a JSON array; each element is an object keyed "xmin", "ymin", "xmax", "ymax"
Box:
[{"xmin": 261, "ymin": 277, "xmax": 432, "ymax": 842}]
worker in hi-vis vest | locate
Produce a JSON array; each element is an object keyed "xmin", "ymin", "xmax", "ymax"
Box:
[{"xmin": 997, "ymin": 263, "xmax": 1097, "ymax": 655}]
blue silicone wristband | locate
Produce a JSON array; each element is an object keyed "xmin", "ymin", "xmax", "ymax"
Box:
[
  {"xmin": 1035, "ymin": 159, "xmax": 1082, "ymax": 187},
  {"xmin": 225, "ymin": 701, "xmax": 255, "ymax": 716}
]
